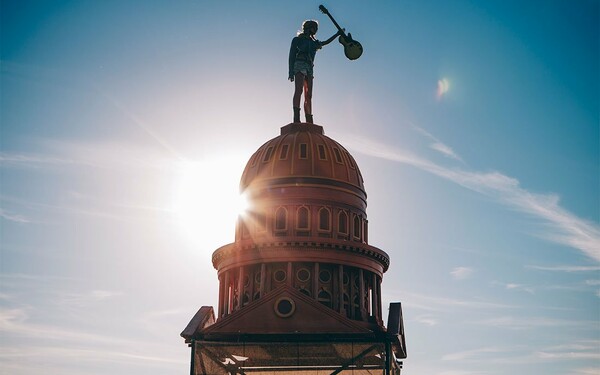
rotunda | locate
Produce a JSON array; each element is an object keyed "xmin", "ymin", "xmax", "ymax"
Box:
[
  {"xmin": 182, "ymin": 122, "xmax": 406, "ymax": 375},
  {"xmin": 214, "ymin": 123, "xmax": 389, "ymax": 326}
]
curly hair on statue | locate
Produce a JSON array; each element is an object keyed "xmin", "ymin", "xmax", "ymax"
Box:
[{"xmin": 298, "ymin": 20, "xmax": 318, "ymax": 35}]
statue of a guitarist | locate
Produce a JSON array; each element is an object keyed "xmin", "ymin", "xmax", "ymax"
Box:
[
  {"xmin": 288, "ymin": 6, "xmax": 362, "ymax": 124},
  {"xmin": 289, "ymin": 19, "xmax": 341, "ymax": 124}
]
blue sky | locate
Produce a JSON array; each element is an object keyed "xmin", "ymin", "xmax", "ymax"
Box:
[{"xmin": 1, "ymin": 1, "xmax": 598, "ymax": 374}]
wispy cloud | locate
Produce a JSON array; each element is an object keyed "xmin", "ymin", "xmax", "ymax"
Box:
[
  {"xmin": 340, "ymin": 134, "xmax": 600, "ymax": 262},
  {"xmin": 0, "ymin": 152, "xmax": 80, "ymax": 167},
  {"xmin": 572, "ymin": 367, "xmax": 600, "ymax": 374},
  {"xmin": 410, "ymin": 123, "xmax": 464, "ymax": 162},
  {"xmin": 0, "ymin": 304, "xmax": 186, "ymax": 373},
  {"xmin": 0, "ymin": 208, "xmax": 30, "ymax": 223},
  {"xmin": 472, "ymin": 316, "xmax": 596, "ymax": 330},
  {"xmin": 1, "ymin": 138, "xmax": 179, "ymax": 173},
  {"xmin": 442, "ymin": 346, "xmax": 507, "ymax": 361},
  {"xmin": 0, "ymin": 273, "xmax": 79, "ymax": 287},
  {"xmin": 441, "ymin": 342, "xmax": 600, "ymax": 367},
  {"xmin": 0, "ymin": 345, "xmax": 186, "ymax": 364},
  {"xmin": 451, "ymin": 267, "xmax": 474, "ymax": 280},
  {"xmin": 413, "ymin": 314, "xmax": 439, "ymax": 326},
  {"xmin": 492, "ymin": 281, "xmax": 535, "ymax": 294},
  {"xmin": 58, "ymin": 290, "xmax": 124, "ymax": 311},
  {"xmin": 526, "ymin": 265, "xmax": 600, "ymax": 272},
  {"xmin": 505, "ymin": 283, "xmax": 535, "ymax": 294},
  {"xmin": 535, "ymin": 341, "xmax": 600, "ymax": 361},
  {"xmin": 139, "ymin": 308, "xmax": 190, "ymax": 336},
  {"xmin": 389, "ymin": 290, "xmax": 517, "ymax": 312},
  {"xmin": 0, "ymin": 307, "xmax": 131, "ymax": 345}
]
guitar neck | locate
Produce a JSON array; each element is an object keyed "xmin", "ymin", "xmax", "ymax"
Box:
[{"xmin": 320, "ymin": 7, "xmax": 347, "ymax": 37}]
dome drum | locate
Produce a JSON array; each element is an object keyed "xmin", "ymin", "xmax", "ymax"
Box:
[{"xmin": 235, "ymin": 200, "xmax": 368, "ymax": 243}]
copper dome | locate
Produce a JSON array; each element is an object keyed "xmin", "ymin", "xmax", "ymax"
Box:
[{"xmin": 240, "ymin": 123, "xmax": 365, "ymax": 194}]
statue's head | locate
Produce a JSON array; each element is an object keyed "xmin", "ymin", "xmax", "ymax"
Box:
[{"xmin": 301, "ymin": 20, "xmax": 318, "ymax": 35}]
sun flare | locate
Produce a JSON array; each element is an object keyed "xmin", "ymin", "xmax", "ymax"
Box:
[
  {"xmin": 436, "ymin": 77, "xmax": 450, "ymax": 98},
  {"xmin": 172, "ymin": 156, "xmax": 248, "ymax": 248}
]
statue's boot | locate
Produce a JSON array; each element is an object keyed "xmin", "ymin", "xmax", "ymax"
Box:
[{"xmin": 306, "ymin": 114, "xmax": 314, "ymax": 124}]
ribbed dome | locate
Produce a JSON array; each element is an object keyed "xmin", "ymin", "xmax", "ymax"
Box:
[{"xmin": 240, "ymin": 123, "xmax": 365, "ymax": 193}]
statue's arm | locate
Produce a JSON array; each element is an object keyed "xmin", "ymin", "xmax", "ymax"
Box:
[
  {"xmin": 288, "ymin": 37, "xmax": 299, "ymax": 79},
  {"xmin": 320, "ymin": 30, "xmax": 342, "ymax": 47}
]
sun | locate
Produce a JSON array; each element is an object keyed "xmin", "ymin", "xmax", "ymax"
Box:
[{"xmin": 172, "ymin": 156, "xmax": 249, "ymax": 248}]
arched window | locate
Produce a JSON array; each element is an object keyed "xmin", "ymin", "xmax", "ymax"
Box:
[
  {"xmin": 297, "ymin": 206, "xmax": 309, "ymax": 229},
  {"xmin": 318, "ymin": 207, "xmax": 331, "ymax": 231},
  {"xmin": 299, "ymin": 143, "xmax": 308, "ymax": 159},
  {"xmin": 338, "ymin": 211, "xmax": 348, "ymax": 234},
  {"xmin": 353, "ymin": 215, "xmax": 361, "ymax": 239},
  {"xmin": 263, "ymin": 146, "xmax": 274, "ymax": 162},
  {"xmin": 275, "ymin": 207, "xmax": 287, "ymax": 231}
]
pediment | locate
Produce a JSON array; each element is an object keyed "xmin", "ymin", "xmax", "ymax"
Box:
[{"xmin": 203, "ymin": 285, "xmax": 370, "ymax": 335}]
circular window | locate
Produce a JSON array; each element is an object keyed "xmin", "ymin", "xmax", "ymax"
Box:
[
  {"xmin": 343, "ymin": 272, "xmax": 350, "ymax": 285},
  {"xmin": 254, "ymin": 272, "xmax": 262, "ymax": 284},
  {"xmin": 274, "ymin": 297, "xmax": 295, "ymax": 318},
  {"xmin": 296, "ymin": 268, "xmax": 311, "ymax": 282},
  {"xmin": 243, "ymin": 275, "xmax": 250, "ymax": 287},
  {"xmin": 273, "ymin": 269, "xmax": 287, "ymax": 283},
  {"xmin": 319, "ymin": 270, "xmax": 331, "ymax": 283}
]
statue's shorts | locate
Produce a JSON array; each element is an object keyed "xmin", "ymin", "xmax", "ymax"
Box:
[{"xmin": 293, "ymin": 60, "xmax": 314, "ymax": 78}]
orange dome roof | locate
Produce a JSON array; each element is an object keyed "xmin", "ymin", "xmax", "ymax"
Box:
[{"xmin": 240, "ymin": 123, "xmax": 365, "ymax": 193}]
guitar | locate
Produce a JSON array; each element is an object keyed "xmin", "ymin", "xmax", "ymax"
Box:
[{"xmin": 319, "ymin": 4, "xmax": 363, "ymax": 60}]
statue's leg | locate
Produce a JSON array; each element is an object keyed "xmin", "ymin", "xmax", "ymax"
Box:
[
  {"xmin": 293, "ymin": 73, "xmax": 304, "ymax": 108},
  {"xmin": 293, "ymin": 72, "xmax": 304, "ymax": 122},
  {"xmin": 304, "ymin": 76, "xmax": 314, "ymax": 123}
]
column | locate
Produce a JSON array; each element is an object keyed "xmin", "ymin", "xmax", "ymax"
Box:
[
  {"xmin": 339, "ymin": 265, "xmax": 344, "ymax": 314},
  {"xmin": 259, "ymin": 264, "xmax": 266, "ymax": 297},
  {"xmin": 237, "ymin": 267, "xmax": 244, "ymax": 310}
]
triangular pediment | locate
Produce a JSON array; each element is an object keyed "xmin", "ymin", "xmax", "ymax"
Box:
[{"xmin": 203, "ymin": 285, "xmax": 370, "ymax": 335}]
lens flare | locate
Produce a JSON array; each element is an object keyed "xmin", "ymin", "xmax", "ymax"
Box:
[{"xmin": 437, "ymin": 78, "xmax": 450, "ymax": 98}]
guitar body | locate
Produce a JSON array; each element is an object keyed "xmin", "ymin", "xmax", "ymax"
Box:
[
  {"xmin": 319, "ymin": 4, "xmax": 363, "ymax": 61},
  {"xmin": 338, "ymin": 35, "xmax": 363, "ymax": 60}
]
